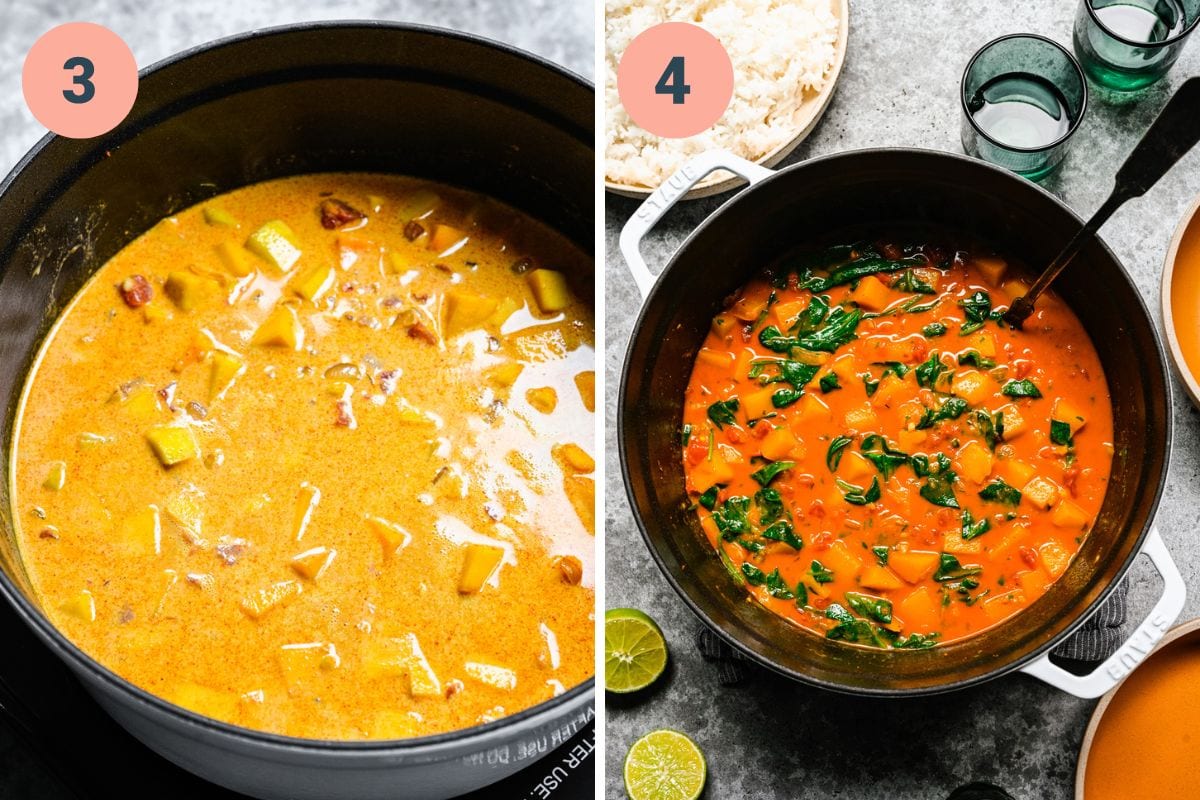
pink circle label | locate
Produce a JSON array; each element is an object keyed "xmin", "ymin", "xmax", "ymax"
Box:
[
  {"xmin": 616, "ymin": 22, "xmax": 734, "ymax": 139},
  {"xmin": 22, "ymin": 23, "xmax": 138, "ymax": 139}
]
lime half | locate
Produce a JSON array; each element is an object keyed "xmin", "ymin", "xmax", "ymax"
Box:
[
  {"xmin": 624, "ymin": 729, "xmax": 707, "ymax": 800},
  {"xmin": 605, "ymin": 608, "xmax": 668, "ymax": 693}
]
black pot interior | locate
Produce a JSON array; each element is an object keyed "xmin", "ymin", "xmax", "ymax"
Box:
[
  {"xmin": 620, "ymin": 149, "xmax": 1169, "ymax": 694},
  {"xmin": 0, "ymin": 24, "xmax": 594, "ymax": 619}
]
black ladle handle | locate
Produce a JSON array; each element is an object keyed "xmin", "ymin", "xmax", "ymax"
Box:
[{"xmin": 1005, "ymin": 76, "xmax": 1200, "ymax": 328}]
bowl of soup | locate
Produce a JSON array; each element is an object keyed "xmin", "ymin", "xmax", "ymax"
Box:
[
  {"xmin": 1160, "ymin": 195, "xmax": 1200, "ymax": 408},
  {"xmin": 0, "ymin": 22, "xmax": 594, "ymax": 800},
  {"xmin": 618, "ymin": 148, "xmax": 1174, "ymax": 696}
]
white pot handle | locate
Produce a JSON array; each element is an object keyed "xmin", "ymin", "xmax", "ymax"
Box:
[
  {"xmin": 618, "ymin": 150, "xmax": 775, "ymax": 299},
  {"xmin": 1020, "ymin": 526, "xmax": 1185, "ymax": 698}
]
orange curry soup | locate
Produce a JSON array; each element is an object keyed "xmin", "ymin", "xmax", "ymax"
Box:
[
  {"xmin": 682, "ymin": 239, "xmax": 1112, "ymax": 649},
  {"xmin": 12, "ymin": 174, "xmax": 594, "ymax": 739}
]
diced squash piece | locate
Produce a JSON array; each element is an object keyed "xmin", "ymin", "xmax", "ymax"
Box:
[
  {"xmin": 203, "ymin": 206, "xmax": 237, "ymax": 227},
  {"xmin": 245, "ymin": 220, "xmax": 301, "ymax": 273},
  {"xmin": 829, "ymin": 353, "xmax": 857, "ymax": 385},
  {"xmin": 760, "ymin": 427, "xmax": 798, "ymax": 461},
  {"xmin": 465, "ymin": 662, "xmax": 517, "ymax": 691},
  {"xmin": 119, "ymin": 505, "xmax": 162, "ymax": 556},
  {"xmin": 791, "ymin": 394, "xmax": 833, "ymax": 426},
  {"xmin": 911, "ymin": 267, "xmax": 942, "ymax": 292},
  {"xmin": 165, "ymin": 487, "xmax": 204, "ymax": 537},
  {"xmin": 695, "ymin": 348, "xmax": 731, "ymax": 370},
  {"xmin": 366, "ymin": 515, "xmax": 412, "ymax": 556},
  {"xmin": 575, "ymin": 371, "xmax": 595, "ymax": 413},
  {"xmin": 850, "ymin": 274, "xmax": 891, "ymax": 311},
  {"xmin": 292, "ymin": 483, "xmax": 320, "ymax": 541},
  {"xmin": 145, "ymin": 425, "xmax": 200, "ymax": 467},
  {"xmin": 742, "ymin": 386, "xmax": 777, "ymax": 421},
  {"xmin": 526, "ymin": 386, "xmax": 557, "ymax": 414},
  {"xmin": 1040, "ymin": 540, "xmax": 1072, "ymax": 578},
  {"xmin": 291, "ymin": 546, "xmax": 336, "ymax": 581},
  {"xmin": 996, "ymin": 403, "xmax": 1027, "ymax": 439},
  {"xmin": 1022, "ymin": 476, "xmax": 1061, "ymax": 510},
  {"xmin": 973, "ymin": 255, "xmax": 1008, "ymax": 286},
  {"xmin": 1052, "ymin": 398, "xmax": 1087, "ymax": 434},
  {"xmin": 362, "ymin": 634, "xmax": 442, "ymax": 697},
  {"xmin": 840, "ymin": 451, "xmax": 874, "ymax": 482},
  {"xmin": 59, "ymin": 590, "xmax": 95, "ymax": 622},
  {"xmin": 889, "ymin": 550, "xmax": 940, "ymax": 584},
  {"xmin": 555, "ymin": 443, "xmax": 595, "ymax": 473},
  {"xmin": 871, "ymin": 373, "xmax": 907, "ymax": 408},
  {"xmin": 1017, "ymin": 568, "xmax": 1050, "ymax": 600},
  {"xmin": 897, "ymin": 429, "xmax": 927, "ymax": 452},
  {"xmin": 822, "ymin": 540, "xmax": 862, "ymax": 578},
  {"xmin": 372, "ymin": 710, "xmax": 421, "ymax": 739},
  {"xmin": 488, "ymin": 362, "xmax": 524, "ymax": 388},
  {"xmin": 525, "ymin": 269, "xmax": 572, "ymax": 314},
  {"xmin": 487, "ymin": 296, "xmax": 521, "ymax": 329},
  {"xmin": 898, "ymin": 587, "xmax": 939, "ymax": 633},
  {"xmin": 291, "ymin": 263, "xmax": 335, "ymax": 304},
  {"xmin": 208, "ymin": 350, "xmax": 245, "ymax": 402},
  {"xmin": 444, "ymin": 291, "xmax": 499, "ymax": 336},
  {"xmin": 771, "ymin": 298, "xmax": 808, "ymax": 328},
  {"xmin": 951, "ymin": 370, "xmax": 993, "ymax": 405},
  {"xmin": 240, "ymin": 580, "xmax": 302, "ymax": 620},
  {"xmin": 691, "ymin": 451, "xmax": 734, "ymax": 493},
  {"xmin": 458, "ymin": 544, "xmax": 506, "ymax": 593},
  {"xmin": 564, "ymin": 475, "xmax": 595, "ymax": 535},
  {"xmin": 142, "ymin": 302, "xmax": 169, "ymax": 324},
  {"xmin": 711, "ymin": 314, "xmax": 737, "ymax": 338},
  {"xmin": 43, "ymin": 461, "xmax": 66, "ymax": 491},
  {"xmin": 842, "ymin": 403, "xmax": 876, "ymax": 430},
  {"xmin": 164, "ymin": 271, "xmax": 212, "ymax": 312},
  {"xmin": 406, "ymin": 636, "xmax": 442, "ymax": 698},
  {"xmin": 957, "ymin": 441, "xmax": 994, "ymax": 484},
  {"xmin": 279, "ymin": 642, "xmax": 340, "ymax": 691},
  {"xmin": 995, "ymin": 458, "xmax": 1036, "ymax": 488},
  {"xmin": 214, "ymin": 240, "xmax": 254, "ymax": 277},
  {"xmin": 942, "ymin": 529, "xmax": 983, "ymax": 555},
  {"xmin": 251, "ymin": 305, "xmax": 303, "ymax": 350},
  {"xmin": 990, "ymin": 523, "xmax": 1032, "ymax": 562},
  {"xmin": 398, "ymin": 189, "xmax": 440, "ymax": 221},
  {"xmin": 427, "ymin": 224, "xmax": 468, "ymax": 254},
  {"xmin": 860, "ymin": 564, "xmax": 904, "ymax": 591},
  {"xmin": 1052, "ymin": 499, "xmax": 1090, "ymax": 529},
  {"xmin": 963, "ymin": 332, "xmax": 997, "ymax": 358},
  {"xmin": 168, "ymin": 683, "xmax": 239, "ymax": 721},
  {"xmin": 982, "ymin": 590, "xmax": 1025, "ymax": 622},
  {"xmin": 120, "ymin": 383, "xmax": 162, "ymax": 421}
]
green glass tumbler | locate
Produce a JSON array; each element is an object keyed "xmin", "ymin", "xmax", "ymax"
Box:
[
  {"xmin": 960, "ymin": 35, "xmax": 1089, "ymax": 181},
  {"xmin": 1073, "ymin": 0, "xmax": 1200, "ymax": 91}
]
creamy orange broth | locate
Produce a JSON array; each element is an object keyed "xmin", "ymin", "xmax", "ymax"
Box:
[
  {"xmin": 682, "ymin": 239, "xmax": 1112, "ymax": 649},
  {"xmin": 12, "ymin": 174, "xmax": 594, "ymax": 739},
  {"xmin": 1169, "ymin": 211, "xmax": 1200, "ymax": 380}
]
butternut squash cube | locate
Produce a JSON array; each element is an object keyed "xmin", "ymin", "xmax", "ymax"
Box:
[
  {"xmin": 957, "ymin": 441, "xmax": 994, "ymax": 484},
  {"xmin": 1040, "ymin": 540, "xmax": 1072, "ymax": 578},
  {"xmin": 458, "ymin": 544, "xmax": 506, "ymax": 593},
  {"xmin": 292, "ymin": 483, "xmax": 320, "ymax": 541},
  {"xmin": 840, "ymin": 451, "xmax": 875, "ymax": 482},
  {"xmin": 995, "ymin": 458, "xmax": 1036, "ymax": 488},
  {"xmin": 1052, "ymin": 398, "xmax": 1087, "ymax": 434},
  {"xmin": 245, "ymin": 220, "xmax": 301, "ymax": 273},
  {"xmin": 487, "ymin": 296, "xmax": 521, "ymax": 328},
  {"xmin": 427, "ymin": 224, "xmax": 468, "ymax": 255},
  {"xmin": 888, "ymin": 550, "xmax": 940, "ymax": 584},
  {"xmin": 465, "ymin": 661, "xmax": 518, "ymax": 691},
  {"xmin": 1003, "ymin": 278, "xmax": 1031, "ymax": 301},
  {"xmin": 982, "ymin": 590, "xmax": 1024, "ymax": 622},
  {"xmin": 973, "ymin": 255, "xmax": 1008, "ymax": 286},
  {"xmin": 203, "ymin": 206, "xmax": 237, "ymax": 227},
  {"xmin": 372, "ymin": 711, "xmax": 420, "ymax": 739},
  {"xmin": 963, "ymin": 332, "xmax": 997, "ymax": 358},
  {"xmin": 696, "ymin": 348, "xmax": 733, "ymax": 370},
  {"xmin": 742, "ymin": 386, "xmax": 777, "ymax": 421},
  {"xmin": 488, "ymin": 362, "xmax": 524, "ymax": 388},
  {"xmin": 366, "ymin": 515, "xmax": 412, "ymax": 556},
  {"xmin": 897, "ymin": 429, "xmax": 927, "ymax": 452},
  {"xmin": 842, "ymin": 403, "xmax": 876, "ymax": 430},
  {"xmin": 849, "ymin": 275, "xmax": 891, "ymax": 311},
  {"xmin": 145, "ymin": 425, "xmax": 200, "ymax": 467},
  {"xmin": 564, "ymin": 475, "xmax": 595, "ymax": 535},
  {"xmin": 526, "ymin": 269, "xmax": 572, "ymax": 314},
  {"xmin": 711, "ymin": 314, "xmax": 737, "ymax": 337},
  {"xmin": 691, "ymin": 451, "xmax": 734, "ymax": 493},
  {"xmin": 951, "ymin": 370, "xmax": 993, "ymax": 405},
  {"xmin": 996, "ymin": 403, "xmax": 1027, "ymax": 439},
  {"xmin": 1017, "ymin": 568, "xmax": 1050, "ymax": 599},
  {"xmin": 772, "ymin": 298, "xmax": 808, "ymax": 329},
  {"xmin": 215, "ymin": 240, "xmax": 254, "ymax": 277},
  {"xmin": 575, "ymin": 371, "xmax": 595, "ymax": 413},
  {"xmin": 43, "ymin": 461, "xmax": 66, "ymax": 491},
  {"xmin": 942, "ymin": 529, "xmax": 983, "ymax": 555},
  {"xmin": 208, "ymin": 350, "xmax": 245, "ymax": 402},
  {"xmin": 1051, "ymin": 499, "xmax": 1090, "ymax": 530},
  {"xmin": 119, "ymin": 505, "xmax": 161, "ymax": 556},
  {"xmin": 290, "ymin": 546, "xmax": 336, "ymax": 581},
  {"xmin": 760, "ymin": 427, "xmax": 798, "ymax": 461},
  {"xmin": 989, "ymin": 522, "xmax": 1032, "ymax": 562},
  {"xmin": 823, "ymin": 540, "xmax": 862, "ymax": 578},
  {"xmin": 526, "ymin": 386, "xmax": 557, "ymax": 414},
  {"xmin": 444, "ymin": 291, "xmax": 500, "ymax": 336},
  {"xmin": 251, "ymin": 305, "xmax": 303, "ymax": 350},
  {"xmin": 169, "ymin": 683, "xmax": 239, "ymax": 721},
  {"xmin": 555, "ymin": 443, "xmax": 595, "ymax": 473},
  {"xmin": 898, "ymin": 587, "xmax": 939, "ymax": 633},
  {"xmin": 871, "ymin": 373, "xmax": 908, "ymax": 408},
  {"xmin": 291, "ymin": 263, "xmax": 335, "ymax": 304},
  {"xmin": 59, "ymin": 590, "xmax": 95, "ymax": 622},
  {"xmin": 860, "ymin": 564, "xmax": 904, "ymax": 591},
  {"xmin": 164, "ymin": 271, "xmax": 212, "ymax": 312},
  {"xmin": 1022, "ymin": 476, "xmax": 1061, "ymax": 510},
  {"xmin": 405, "ymin": 636, "xmax": 442, "ymax": 697},
  {"xmin": 240, "ymin": 580, "xmax": 302, "ymax": 620},
  {"xmin": 830, "ymin": 353, "xmax": 858, "ymax": 385}
]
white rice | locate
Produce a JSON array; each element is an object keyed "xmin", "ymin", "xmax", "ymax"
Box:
[{"xmin": 605, "ymin": 0, "xmax": 840, "ymax": 189}]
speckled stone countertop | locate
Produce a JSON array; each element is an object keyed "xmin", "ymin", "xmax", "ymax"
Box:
[
  {"xmin": 0, "ymin": 1, "xmax": 591, "ymax": 796},
  {"xmin": 604, "ymin": 2, "xmax": 1200, "ymax": 799}
]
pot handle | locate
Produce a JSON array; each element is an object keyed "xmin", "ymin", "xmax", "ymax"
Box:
[
  {"xmin": 1019, "ymin": 527, "xmax": 1185, "ymax": 699},
  {"xmin": 619, "ymin": 150, "xmax": 775, "ymax": 299}
]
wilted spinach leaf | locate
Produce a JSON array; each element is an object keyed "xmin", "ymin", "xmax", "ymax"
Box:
[{"xmin": 707, "ymin": 399, "xmax": 739, "ymax": 429}]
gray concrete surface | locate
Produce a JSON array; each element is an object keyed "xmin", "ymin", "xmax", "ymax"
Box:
[
  {"xmin": 0, "ymin": 1, "xmax": 591, "ymax": 797},
  {"xmin": 604, "ymin": 2, "xmax": 1200, "ymax": 799}
]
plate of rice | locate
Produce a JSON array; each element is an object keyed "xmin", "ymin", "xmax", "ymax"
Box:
[{"xmin": 605, "ymin": 0, "xmax": 849, "ymax": 199}]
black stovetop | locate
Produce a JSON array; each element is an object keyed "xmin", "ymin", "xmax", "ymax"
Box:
[{"xmin": 0, "ymin": 599, "xmax": 592, "ymax": 798}]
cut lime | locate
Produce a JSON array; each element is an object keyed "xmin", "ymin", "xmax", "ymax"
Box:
[
  {"xmin": 605, "ymin": 608, "xmax": 668, "ymax": 693},
  {"xmin": 624, "ymin": 729, "xmax": 707, "ymax": 800}
]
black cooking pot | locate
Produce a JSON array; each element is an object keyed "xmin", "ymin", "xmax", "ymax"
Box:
[
  {"xmin": 0, "ymin": 22, "xmax": 593, "ymax": 800},
  {"xmin": 618, "ymin": 148, "xmax": 1183, "ymax": 698}
]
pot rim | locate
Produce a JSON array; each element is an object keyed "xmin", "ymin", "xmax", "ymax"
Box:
[
  {"xmin": 0, "ymin": 19, "xmax": 595, "ymax": 755},
  {"xmin": 618, "ymin": 145, "xmax": 1172, "ymax": 696}
]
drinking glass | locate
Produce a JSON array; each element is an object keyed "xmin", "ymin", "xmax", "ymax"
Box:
[{"xmin": 1073, "ymin": 0, "xmax": 1200, "ymax": 92}]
